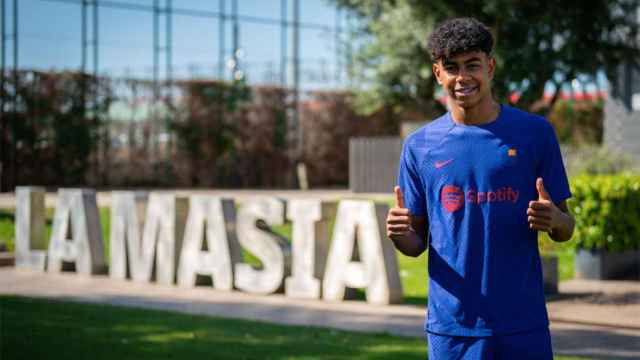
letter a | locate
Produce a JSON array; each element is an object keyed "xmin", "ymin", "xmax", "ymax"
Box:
[
  {"xmin": 323, "ymin": 200, "xmax": 403, "ymax": 305},
  {"xmin": 47, "ymin": 189, "xmax": 106, "ymax": 275},
  {"xmin": 177, "ymin": 196, "xmax": 242, "ymax": 290}
]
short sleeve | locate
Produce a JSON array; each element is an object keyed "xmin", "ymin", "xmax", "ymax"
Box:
[
  {"xmin": 537, "ymin": 120, "xmax": 572, "ymax": 204},
  {"xmin": 398, "ymin": 141, "xmax": 426, "ymax": 216}
]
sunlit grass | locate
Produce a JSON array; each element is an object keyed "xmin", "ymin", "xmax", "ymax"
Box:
[
  {"xmin": 0, "ymin": 209, "xmax": 14, "ymax": 251},
  {"xmin": 0, "ymin": 295, "xmax": 427, "ymax": 360},
  {"xmin": 0, "ymin": 296, "xmax": 588, "ymax": 360}
]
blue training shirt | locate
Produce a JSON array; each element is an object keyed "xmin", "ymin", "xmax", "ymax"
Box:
[{"xmin": 398, "ymin": 104, "xmax": 571, "ymax": 337}]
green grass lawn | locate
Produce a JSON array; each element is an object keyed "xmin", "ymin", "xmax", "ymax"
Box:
[
  {"xmin": 0, "ymin": 295, "xmax": 426, "ymax": 360},
  {"xmin": 0, "ymin": 210, "xmax": 15, "ymax": 251},
  {"xmin": 0, "ymin": 296, "xmax": 587, "ymax": 360}
]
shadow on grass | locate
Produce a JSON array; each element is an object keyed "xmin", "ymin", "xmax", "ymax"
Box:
[
  {"xmin": 403, "ymin": 296, "xmax": 428, "ymax": 307},
  {"xmin": 0, "ymin": 209, "xmax": 15, "ymax": 221},
  {"xmin": 1, "ymin": 295, "xmax": 428, "ymax": 360}
]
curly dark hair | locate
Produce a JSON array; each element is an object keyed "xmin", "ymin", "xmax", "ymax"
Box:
[{"xmin": 427, "ymin": 17, "xmax": 493, "ymax": 62}]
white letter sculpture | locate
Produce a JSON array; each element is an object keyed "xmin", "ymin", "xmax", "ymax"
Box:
[
  {"xmin": 235, "ymin": 198, "xmax": 286, "ymax": 294},
  {"xmin": 109, "ymin": 192, "xmax": 188, "ymax": 285},
  {"xmin": 15, "ymin": 186, "xmax": 47, "ymax": 270},
  {"xmin": 47, "ymin": 189, "xmax": 106, "ymax": 275},
  {"xmin": 177, "ymin": 196, "xmax": 242, "ymax": 290},
  {"xmin": 322, "ymin": 200, "xmax": 403, "ymax": 305},
  {"xmin": 285, "ymin": 199, "xmax": 335, "ymax": 299},
  {"xmin": 109, "ymin": 191, "xmax": 147, "ymax": 280}
]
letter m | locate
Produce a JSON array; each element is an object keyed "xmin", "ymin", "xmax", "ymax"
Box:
[{"xmin": 109, "ymin": 192, "xmax": 187, "ymax": 285}]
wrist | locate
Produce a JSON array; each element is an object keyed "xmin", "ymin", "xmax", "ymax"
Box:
[{"xmin": 550, "ymin": 210, "xmax": 574, "ymax": 242}]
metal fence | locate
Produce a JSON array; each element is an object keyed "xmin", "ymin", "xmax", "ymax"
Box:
[{"xmin": 349, "ymin": 137, "xmax": 402, "ymax": 193}]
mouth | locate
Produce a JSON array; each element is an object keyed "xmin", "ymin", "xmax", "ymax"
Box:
[{"xmin": 454, "ymin": 86, "xmax": 478, "ymax": 97}]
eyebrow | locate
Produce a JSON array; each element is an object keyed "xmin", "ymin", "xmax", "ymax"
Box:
[{"xmin": 443, "ymin": 57, "xmax": 482, "ymax": 66}]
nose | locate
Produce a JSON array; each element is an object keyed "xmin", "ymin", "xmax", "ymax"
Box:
[{"xmin": 456, "ymin": 68, "xmax": 472, "ymax": 81}]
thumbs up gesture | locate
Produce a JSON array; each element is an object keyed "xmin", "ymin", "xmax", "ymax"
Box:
[
  {"xmin": 527, "ymin": 178, "xmax": 560, "ymax": 233},
  {"xmin": 386, "ymin": 186, "xmax": 413, "ymax": 240}
]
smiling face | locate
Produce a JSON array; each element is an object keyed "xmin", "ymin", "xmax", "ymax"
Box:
[{"xmin": 433, "ymin": 51, "xmax": 496, "ymax": 110}]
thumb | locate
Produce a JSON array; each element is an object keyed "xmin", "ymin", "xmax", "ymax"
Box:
[
  {"xmin": 394, "ymin": 186, "xmax": 405, "ymax": 208},
  {"xmin": 536, "ymin": 177, "xmax": 551, "ymax": 201}
]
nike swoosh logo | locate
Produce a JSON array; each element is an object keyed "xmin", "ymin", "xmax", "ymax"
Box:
[{"xmin": 435, "ymin": 159, "xmax": 454, "ymax": 169}]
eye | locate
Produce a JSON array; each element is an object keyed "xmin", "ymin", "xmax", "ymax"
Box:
[{"xmin": 444, "ymin": 66, "xmax": 457, "ymax": 72}]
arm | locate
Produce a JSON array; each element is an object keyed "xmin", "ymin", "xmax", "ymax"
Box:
[
  {"xmin": 549, "ymin": 201, "xmax": 575, "ymax": 242},
  {"xmin": 530, "ymin": 121, "xmax": 574, "ymax": 242}
]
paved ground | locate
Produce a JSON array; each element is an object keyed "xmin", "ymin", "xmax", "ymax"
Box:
[
  {"xmin": 1, "ymin": 268, "xmax": 639, "ymax": 359},
  {"xmin": 548, "ymin": 281, "xmax": 640, "ymax": 359}
]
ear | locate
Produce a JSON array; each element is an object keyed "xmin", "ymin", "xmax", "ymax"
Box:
[
  {"xmin": 487, "ymin": 56, "xmax": 496, "ymax": 80},
  {"xmin": 432, "ymin": 62, "xmax": 443, "ymax": 85}
]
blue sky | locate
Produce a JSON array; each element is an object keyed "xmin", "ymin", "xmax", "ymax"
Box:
[
  {"xmin": 5, "ymin": 0, "xmax": 615, "ymax": 95},
  {"xmin": 8, "ymin": 0, "xmax": 347, "ymax": 89}
]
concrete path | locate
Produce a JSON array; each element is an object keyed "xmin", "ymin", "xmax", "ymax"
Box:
[
  {"xmin": 548, "ymin": 280, "xmax": 640, "ymax": 359},
  {"xmin": 1, "ymin": 268, "xmax": 639, "ymax": 359},
  {"xmin": 548, "ymin": 280, "xmax": 640, "ymax": 330}
]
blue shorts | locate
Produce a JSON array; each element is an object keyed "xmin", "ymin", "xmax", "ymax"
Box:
[{"xmin": 427, "ymin": 327, "xmax": 553, "ymax": 360}]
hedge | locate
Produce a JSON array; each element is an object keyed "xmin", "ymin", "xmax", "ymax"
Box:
[
  {"xmin": 569, "ymin": 174, "xmax": 640, "ymax": 252},
  {"xmin": 2, "ymin": 71, "xmax": 397, "ymax": 189}
]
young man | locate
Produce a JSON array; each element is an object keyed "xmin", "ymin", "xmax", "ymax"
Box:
[{"xmin": 386, "ymin": 17, "xmax": 575, "ymax": 359}]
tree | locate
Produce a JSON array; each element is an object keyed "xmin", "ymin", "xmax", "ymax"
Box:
[{"xmin": 332, "ymin": 0, "xmax": 640, "ymax": 117}]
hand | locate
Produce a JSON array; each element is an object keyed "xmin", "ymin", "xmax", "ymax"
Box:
[
  {"xmin": 527, "ymin": 178, "xmax": 561, "ymax": 233},
  {"xmin": 387, "ymin": 186, "xmax": 413, "ymax": 240}
]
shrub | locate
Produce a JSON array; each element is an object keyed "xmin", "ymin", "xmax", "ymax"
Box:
[
  {"xmin": 4, "ymin": 70, "xmax": 399, "ymax": 188},
  {"xmin": 300, "ymin": 91, "xmax": 397, "ymax": 187},
  {"xmin": 1, "ymin": 70, "xmax": 112, "ymax": 189},
  {"xmin": 547, "ymin": 99, "xmax": 603, "ymax": 145},
  {"xmin": 169, "ymin": 79, "xmax": 252, "ymax": 187},
  {"xmin": 569, "ymin": 174, "xmax": 640, "ymax": 251}
]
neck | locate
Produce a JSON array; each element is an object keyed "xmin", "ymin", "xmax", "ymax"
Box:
[{"xmin": 450, "ymin": 98, "xmax": 500, "ymax": 125}]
